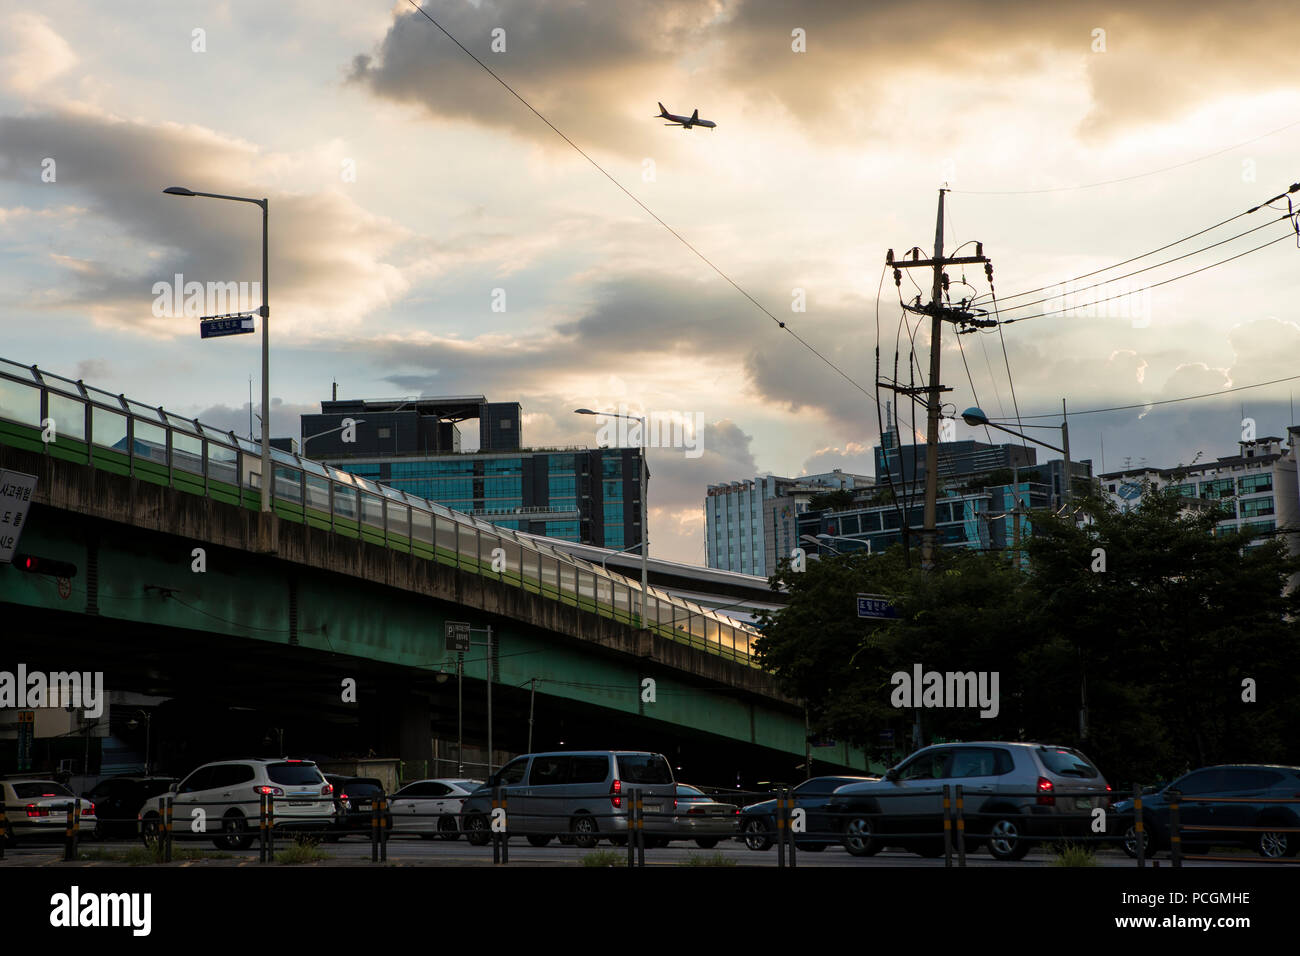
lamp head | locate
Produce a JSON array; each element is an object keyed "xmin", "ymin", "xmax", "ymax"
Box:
[
  {"xmin": 162, "ymin": 186, "xmax": 195, "ymax": 196},
  {"xmin": 961, "ymin": 406, "xmax": 989, "ymax": 427},
  {"xmin": 574, "ymin": 408, "xmax": 596, "ymax": 416}
]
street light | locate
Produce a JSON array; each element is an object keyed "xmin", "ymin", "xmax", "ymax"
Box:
[
  {"xmin": 574, "ymin": 408, "xmax": 649, "ymax": 627},
  {"xmin": 164, "ymin": 185, "xmax": 271, "ymax": 514},
  {"xmin": 960, "ymin": 404, "xmax": 1074, "ymax": 509},
  {"xmin": 124, "ymin": 710, "xmax": 153, "ymax": 775}
]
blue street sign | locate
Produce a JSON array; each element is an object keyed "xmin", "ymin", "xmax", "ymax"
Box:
[
  {"xmin": 857, "ymin": 593, "xmax": 899, "ymax": 620},
  {"xmin": 200, "ymin": 315, "xmax": 256, "ymax": 338}
]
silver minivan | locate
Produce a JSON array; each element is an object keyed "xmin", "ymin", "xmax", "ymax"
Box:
[{"xmin": 461, "ymin": 751, "xmax": 677, "ymax": 848}]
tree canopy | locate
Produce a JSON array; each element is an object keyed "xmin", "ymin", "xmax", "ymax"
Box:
[{"xmin": 754, "ymin": 486, "xmax": 1300, "ymax": 786}]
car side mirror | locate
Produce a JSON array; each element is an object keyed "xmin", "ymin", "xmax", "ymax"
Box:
[
  {"xmin": 884, "ymin": 768, "xmax": 899, "ymax": 782},
  {"xmin": 169, "ymin": 783, "xmax": 178, "ymax": 793}
]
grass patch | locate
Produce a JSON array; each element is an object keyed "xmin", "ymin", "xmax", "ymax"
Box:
[
  {"xmin": 1049, "ymin": 842, "xmax": 1099, "ymax": 867},
  {"xmin": 581, "ymin": 849, "xmax": 625, "ymax": 867},
  {"xmin": 683, "ymin": 851, "xmax": 736, "ymax": 867},
  {"xmin": 276, "ymin": 834, "xmax": 330, "ymax": 864}
]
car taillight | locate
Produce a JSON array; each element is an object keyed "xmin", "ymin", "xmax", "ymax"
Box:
[
  {"xmin": 1036, "ymin": 776, "xmax": 1055, "ymax": 806},
  {"xmin": 86, "ymin": 802, "xmax": 95, "ymax": 816},
  {"xmin": 673, "ymin": 797, "xmax": 678, "ymax": 811},
  {"xmin": 610, "ymin": 779, "xmax": 622, "ymax": 808},
  {"xmin": 26, "ymin": 804, "xmax": 49, "ymax": 817},
  {"xmin": 340, "ymin": 792, "xmax": 349, "ymax": 802},
  {"xmin": 733, "ymin": 807, "xmax": 740, "ymax": 815},
  {"xmin": 254, "ymin": 785, "xmax": 284, "ymax": 796},
  {"xmin": 321, "ymin": 783, "xmax": 333, "ymax": 796}
]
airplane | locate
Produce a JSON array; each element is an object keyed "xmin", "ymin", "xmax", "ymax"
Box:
[{"xmin": 655, "ymin": 102, "xmax": 716, "ymax": 129}]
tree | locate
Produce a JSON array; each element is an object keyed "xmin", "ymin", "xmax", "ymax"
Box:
[{"xmin": 808, "ymin": 488, "xmax": 856, "ymax": 512}]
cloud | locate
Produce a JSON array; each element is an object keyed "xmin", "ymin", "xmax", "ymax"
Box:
[{"xmin": 0, "ymin": 13, "xmax": 77, "ymax": 97}]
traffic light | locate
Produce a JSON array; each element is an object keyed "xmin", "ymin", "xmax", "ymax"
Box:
[{"xmin": 12, "ymin": 553, "xmax": 76, "ymax": 578}]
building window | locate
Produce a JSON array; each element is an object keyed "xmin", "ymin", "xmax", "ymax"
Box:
[
  {"xmin": 1238, "ymin": 473, "xmax": 1272, "ymax": 495},
  {"xmin": 1240, "ymin": 496, "xmax": 1274, "ymax": 518}
]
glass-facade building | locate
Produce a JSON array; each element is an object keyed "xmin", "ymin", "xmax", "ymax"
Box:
[{"xmin": 321, "ymin": 447, "xmax": 643, "ymax": 548}]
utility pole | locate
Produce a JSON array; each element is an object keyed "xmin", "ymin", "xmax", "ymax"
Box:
[{"xmin": 885, "ymin": 188, "xmax": 992, "ymax": 571}]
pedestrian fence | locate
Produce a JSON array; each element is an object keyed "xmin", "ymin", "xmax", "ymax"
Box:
[{"xmin": 11, "ymin": 783, "xmax": 1298, "ymax": 866}]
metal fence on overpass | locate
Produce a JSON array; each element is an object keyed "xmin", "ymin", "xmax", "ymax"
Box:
[{"xmin": 0, "ymin": 357, "xmax": 759, "ymax": 663}]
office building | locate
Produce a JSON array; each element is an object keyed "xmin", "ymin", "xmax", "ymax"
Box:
[{"xmin": 300, "ymin": 396, "xmax": 643, "ymax": 548}]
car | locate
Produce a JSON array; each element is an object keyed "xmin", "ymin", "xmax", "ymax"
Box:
[
  {"xmin": 459, "ymin": 751, "xmax": 677, "ymax": 848},
  {"xmin": 83, "ymin": 775, "xmax": 176, "ymax": 839},
  {"xmin": 738, "ymin": 775, "xmax": 878, "ymax": 851},
  {"xmin": 323, "ymin": 775, "xmax": 393, "ymax": 840},
  {"xmin": 665, "ymin": 784, "xmax": 740, "ymax": 848},
  {"xmin": 1110, "ymin": 764, "xmax": 1300, "ymax": 859},
  {"xmin": 387, "ymin": 778, "xmax": 482, "ymax": 840},
  {"xmin": 828, "ymin": 742, "xmax": 1112, "ymax": 861},
  {"xmin": 139, "ymin": 758, "xmax": 334, "ymax": 850},
  {"xmin": 1, "ymin": 778, "xmax": 97, "ymax": 844}
]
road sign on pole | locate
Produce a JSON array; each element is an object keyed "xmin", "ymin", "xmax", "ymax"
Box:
[
  {"xmin": 445, "ymin": 621, "xmax": 471, "ymax": 652},
  {"xmin": 199, "ymin": 314, "xmax": 256, "ymax": 338},
  {"xmin": 0, "ymin": 469, "xmax": 37, "ymax": 563},
  {"xmin": 857, "ymin": 594, "xmax": 899, "ymax": 621}
]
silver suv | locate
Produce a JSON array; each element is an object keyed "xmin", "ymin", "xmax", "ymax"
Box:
[
  {"xmin": 140, "ymin": 758, "xmax": 334, "ymax": 849},
  {"xmin": 460, "ymin": 751, "xmax": 677, "ymax": 848},
  {"xmin": 829, "ymin": 742, "xmax": 1111, "ymax": 860}
]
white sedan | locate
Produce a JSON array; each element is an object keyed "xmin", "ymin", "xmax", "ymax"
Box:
[
  {"xmin": 2, "ymin": 779, "xmax": 97, "ymax": 843},
  {"xmin": 388, "ymin": 779, "xmax": 483, "ymax": 839}
]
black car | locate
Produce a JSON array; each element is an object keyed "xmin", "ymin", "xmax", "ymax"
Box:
[
  {"xmin": 324, "ymin": 775, "xmax": 390, "ymax": 840},
  {"xmin": 738, "ymin": 776, "xmax": 878, "ymax": 851},
  {"xmin": 82, "ymin": 775, "xmax": 177, "ymax": 839},
  {"xmin": 1111, "ymin": 764, "xmax": 1300, "ymax": 859}
]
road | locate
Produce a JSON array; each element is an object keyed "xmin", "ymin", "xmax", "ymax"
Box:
[{"xmin": 0, "ymin": 834, "xmax": 1253, "ymax": 867}]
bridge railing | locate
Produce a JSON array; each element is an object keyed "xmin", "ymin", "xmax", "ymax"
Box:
[{"xmin": 0, "ymin": 358, "xmax": 759, "ymax": 664}]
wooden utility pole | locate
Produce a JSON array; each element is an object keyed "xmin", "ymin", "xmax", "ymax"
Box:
[{"xmin": 885, "ymin": 188, "xmax": 992, "ymax": 571}]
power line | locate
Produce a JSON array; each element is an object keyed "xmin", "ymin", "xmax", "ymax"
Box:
[
  {"xmin": 952, "ymin": 117, "xmax": 1300, "ymax": 195},
  {"xmin": 400, "ymin": 0, "xmax": 880, "ymax": 408},
  {"xmin": 987, "ymin": 213, "xmax": 1291, "ymax": 315},
  {"xmin": 1017, "ymin": 373, "xmax": 1300, "ymax": 420},
  {"xmin": 996, "ymin": 231, "xmax": 1294, "ymax": 326}
]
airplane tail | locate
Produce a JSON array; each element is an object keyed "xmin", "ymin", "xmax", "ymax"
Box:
[
  {"xmin": 690, "ymin": 109, "xmax": 699, "ymax": 122},
  {"xmin": 658, "ymin": 101, "xmax": 668, "ymax": 116}
]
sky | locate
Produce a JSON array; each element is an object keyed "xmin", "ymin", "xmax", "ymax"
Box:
[{"xmin": 3, "ymin": 0, "xmax": 1300, "ymax": 566}]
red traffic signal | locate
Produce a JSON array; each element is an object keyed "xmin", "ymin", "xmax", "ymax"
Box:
[{"xmin": 13, "ymin": 553, "xmax": 76, "ymax": 578}]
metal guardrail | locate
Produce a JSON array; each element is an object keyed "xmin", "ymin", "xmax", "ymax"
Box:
[{"xmin": 0, "ymin": 358, "xmax": 758, "ymax": 663}]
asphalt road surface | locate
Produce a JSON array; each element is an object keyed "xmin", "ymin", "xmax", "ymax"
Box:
[{"xmin": 0, "ymin": 834, "xmax": 1255, "ymax": 867}]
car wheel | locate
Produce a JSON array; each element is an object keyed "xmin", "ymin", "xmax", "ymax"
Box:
[
  {"xmin": 695, "ymin": 838, "xmax": 719, "ymax": 849},
  {"xmin": 216, "ymin": 812, "xmax": 254, "ymax": 851},
  {"xmin": 527, "ymin": 834, "xmax": 552, "ymax": 847},
  {"xmin": 742, "ymin": 817, "xmax": 773, "ymax": 851},
  {"xmin": 842, "ymin": 815, "xmax": 880, "ymax": 857},
  {"xmin": 987, "ymin": 814, "xmax": 1031, "ymax": 861},
  {"xmin": 437, "ymin": 815, "xmax": 460, "ymax": 841},
  {"xmin": 1121, "ymin": 823, "xmax": 1152, "ymax": 859},
  {"xmin": 571, "ymin": 813, "xmax": 599, "ymax": 849},
  {"xmin": 464, "ymin": 814, "xmax": 490, "ymax": 846},
  {"xmin": 1257, "ymin": 827, "xmax": 1296, "ymax": 859},
  {"xmin": 140, "ymin": 813, "xmax": 161, "ymax": 847}
]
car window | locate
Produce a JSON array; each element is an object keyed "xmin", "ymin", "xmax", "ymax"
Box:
[
  {"xmin": 1221, "ymin": 769, "xmax": 1282, "ymax": 791},
  {"xmin": 266, "ymin": 763, "xmax": 324, "ymax": 786},
  {"xmin": 528, "ymin": 756, "xmax": 569, "ymax": 786},
  {"xmin": 898, "ymin": 751, "xmax": 950, "ymax": 781},
  {"xmin": 498, "ymin": 758, "xmax": 529, "ymax": 786},
  {"xmin": 177, "ymin": 767, "xmax": 214, "ymax": 794},
  {"xmin": 950, "ymin": 749, "xmax": 1000, "ymax": 778},
  {"xmin": 617, "ymin": 754, "xmax": 673, "ymax": 784},
  {"xmin": 12, "ymin": 782, "xmax": 74, "ymax": 798},
  {"xmin": 1174, "ymin": 770, "xmax": 1224, "ymax": 795},
  {"xmin": 568, "ymin": 756, "xmax": 610, "ymax": 785},
  {"xmin": 1036, "ymin": 748, "xmax": 1099, "ymax": 779},
  {"xmin": 344, "ymin": 782, "xmax": 383, "ymax": 798},
  {"xmin": 676, "ymin": 785, "xmax": 704, "ymax": 797}
]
